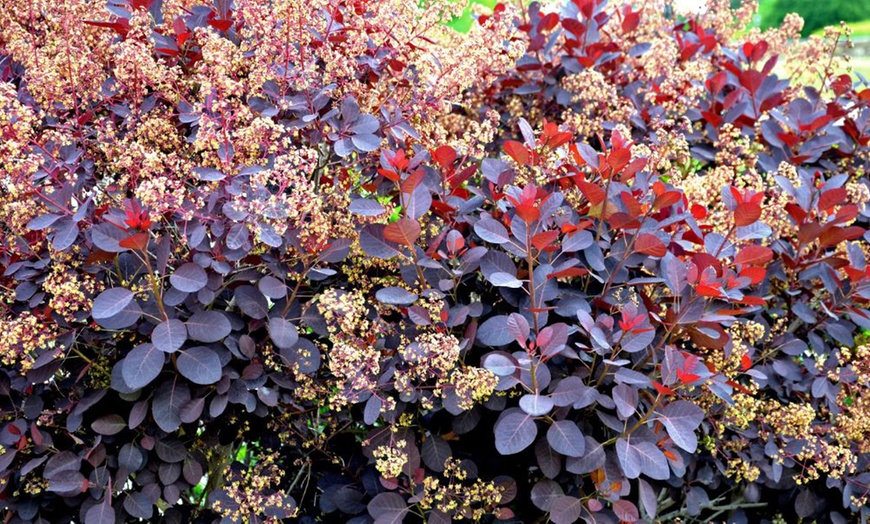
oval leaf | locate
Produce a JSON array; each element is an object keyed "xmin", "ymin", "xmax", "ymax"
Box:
[
  {"xmin": 152, "ymin": 319, "xmax": 187, "ymax": 353},
  {"xmin": 92, "ymin": 288, "xmax": 135, "ymax": 319},
  {"xmin": 547, "ymin": 420, "xmax": 585, "ymax": 458},
  {"xmin": 122, "ymin": 343, "xmax": 164, "ymax": 389},
  {"xmin": 186, "ymin": 311, "xmax": 231, "ymax": 343},
  {"xmin": 494, "ymin": 411, "xmax": 537, "ymax": 455},
  {"xmin": 176, "ymin": 346, "xmax": 222, "ymax": 385},
  {"xmin": 375, "ymin": 287, "xmax": 418, "ymax": 306},
  {"xmin": 268, "ymin": 317, "xmax": 299, "ymax": 350},
  {"xmin": 170, "ymin": 263, "xmax": 208, "ymax": 293}
]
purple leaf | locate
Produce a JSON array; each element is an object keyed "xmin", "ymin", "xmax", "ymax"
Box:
[
  {"xmin": 170, "ymin": 263, "xmax": 207, "ymax": 293},
  {"xmin": 405, "ymin": 184, "xmax": 431, "ymax": 220},
  {"xmin": 91, "ymin": 414, "xmax": 126, "ymax": 436},
  {"xmin": 616, "ymin": 437, "xmax": 669, "ymax": 480},
  {"xmin": 176, "ymin": 346, "xmax": 222, "ymax": 385},
  {"xmin": 92, "ymin": 288, "xmax": 135, "ymax": 319},
  {"xmin": 537, "ymin": 323, "xmax": 568, "ymax": 358},
  {"xmin": 477, "ymin": 315, "xmax": 515, "ymax": 346},
  {"xmin": 549, "ymin": 377, "xmax": 586, "ymax": 407},
  {"xmin": 27, "ymin": 213, "xmax": 62, "ymax": 231},
  {"xmin": 481, "ymin": 351, "xmax": 519, "ymax": 376},
  {"xmin": 621, "ymin": 327, "xmax": 655, "ymax": 353},
  {"xmin": 152, "ymin": 319, "xmax": 187, "ymax": 353},
  {"xmin": 84, "ymin": 497, "xmax": 115, "ymax": 524},
  {"xmin": 47, "ymin": 470, "xmax": 87, "ymax": 496},
  {"xmin": 235, "ymin": 285, "xmax": 269, "ymax": 319},
  {"xmin": 474, "ymin": 216, "xmax": 510, "ymax": 244},
  {"xmin": 494, "ymin": 410, "xmax": 537, "ymax": 455},
  {"xmin": 360, "ymin": 224, "xmax": 401, "ymax": 259},
  {"xmin": 367, "ymin": 492, "xmax": 407, "ymax": 522},
  {"xmin": 506, "ymin": 313, "xmax": 530, "ymax": 345},
  {"xmin": 351, "ymin": 133, "xmax": 381, "ymax": 152},
  {"xmin": 489, "ymin": 272, "xmax": 523, "ymax": 288},
  {"xmin": 519, "ymin": 394, "xmax": 554, "ymax": 416},
  {"xmin": 123, "ymin": 492, "xmax": 153, "ymax": 519},
  {"xmin": 152, "ymin": 381, "xmax": 190, "ymax": 433},
  {"xmin": 531, "ymin": 479, "xmax": 564, "ymax": 511},
  {"xmin": 612, "ymin": 383, "xmax": 638, "ymax": 419},
  {"xmin": 91, "ymin": 222, "xmax": 130, "ymax": 252},
  {"xmin": 268, "ymin": 317, "xmax": 299, "ymax": 349},
  {"xmin": 421, "ymin": 436, "xmax": 451, "ymax": 473},
  {"xmin": 535, "ymin": 438, "xmax": 562, "ymax": 479},
  {"xmin": 616, "ymin": 437, "xmax": 639, "ymax": 478},
  {"xmin": 349, "ymin": 198, "xmax": 387, "ymax": 216},
  {"xmin": 546, "ymin": 420, "xmax": 585, "ymax": 457},
  {"xmin": 51, "ymin": 218, "xmax": 79, "ymax": 251},
  {"xmin": 660, "ymin": 400, "xmax": 705, "ymax": 453},
  {"xmin": 258, "ymin": 275, "xmax": 287, "ymax": 299},
  {"xmin": 121, "ymin": 343, "xmax": 164, "ymax": 389},
  {"xmin": 549, "ymin": 496, "xmax": 584, "ymax": 524},
  {"xmin": 613, "ymin": 500, "xmax": 640, "ymax": 522},
  {"xmin": 225, "ymin": 223, "xmax": 250, "ymax": 251},
  {"xmin": 638, "ymin": 478, "xmax": 657, "ymax": 519},
  {"xmin": 186, "ymin": 311, "xmax": 231, "ymax": 343},
  {"xmin": 375, "ymin": 287, "xmax": 418, "ymax": 305}
]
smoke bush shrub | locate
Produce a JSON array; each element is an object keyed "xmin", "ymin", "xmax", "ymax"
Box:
[{"xmin": 0, "ymin": 0, "xmax": 869, "ymax": 522}]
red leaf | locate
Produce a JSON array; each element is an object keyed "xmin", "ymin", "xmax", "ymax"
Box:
[
  {"xmin": 734, "ymin": 202, "xmax": 761, "ymax": 226},
  {"xmin": 634, "ymin": 234, "xmax": 666, "ymax": 257},
  {"xmin": 432, "ymin": 145, "xmax": 456, "ymax": 168},
  {"xmin": 802, "ymin": 115, "xmax": 833, "ymax": 133},
  {"xmin": 695, "ymin": 284, "xmax": 723, "ymax": 298},
  {"xmin": 653, "ymin": 191, "xmax": 682, "ymax": 211},
  {"xmin": 208, "ymin": 19, "xmax": 233, "ymax": 31},
  {"xmin": 741, "ymin": 354, "xmax": 752, "ymax": 371},
  {"xmin": 377, "ymin": 168, "xmax": 400, "ymax": 182},
  {"xmin": 577, "ymin": 180, "xmax": 605, "ymax": 206},
  {"xmin": 653, "ymin": 381, "xmax": 676, "ymax": 396},
  {"xmin": 717, "ymin": 308, "xmax": 750, "ymax": 316},
  {"xmin": 606, "ymin": 148, "xmax": 631, "ymax": 174},
  {"xmin": 677, "ymin": 369, "xmax": 700, "ymax": 384},
  {"xmin": 400, "ymin": 169, "xmax": 425, "ymax": 194},
  {"xmin": 735, "ymin": 295, "xmax": 767, "ymax": 306},
  {"xmin": 119, "ymin": 232, "xmax": 150, "ymax": 251},
  {"xmin": 504, "ymin": 141, "xmax": 529, "ymax": 166},
  {"xmin": 383, "ymin": 218, "xmax": 421, "ymax": 246},
  {"xmin": 620, "ymin": 192, "xmax": 642, "ymax": 216},
  {"xmin": 538, "ymin": 12, "xmax": 560, "ymax": 32},
  {"xmin": 515, "ymin": 203, "xmax": 540, "ymax": 224},
  {"xmin": 547, "ymin": 267, "xmax": 588, "ymax": 279},
  {"xmin": 734, "ymin": 245, "xmax": 773, "ymax": 266},
  {"xmin": 739, "ymin": 266, "xmax": 766, "ymax": 285},
  {"xmin": 531, "ymin": 230, "xmax": 559, "ymax": 252},
  {"xmin": 818, "ymin": 187, "xmax": 847, "ymax": 212},
  {"xmin": 622, "ymin": 10, "xmax": 640, "ymax": 32},
  {"xmin": 545, "ymin": 131, "xmax": 573, "ymax": 150},
  {"xmin": 832, "ymin": 204, "xmax": 860, "ymax": 225},
  {"xmin": 447, "ymin": 165, "xmax": 477, "ymax": 189},
  {"xmin": 785, "ymin": 202, "xmax": 807, "ymax": 223},
  {"xmin": 690, "ymin": 204, "xmax": 707, "ymax": 220},
  {"xmin": 84, "ymin": 19, "xmax": 130, "ymax": 37},
  {"xmin": 819, "ymin": 226, "xmax": 864, "ymax": 248}
]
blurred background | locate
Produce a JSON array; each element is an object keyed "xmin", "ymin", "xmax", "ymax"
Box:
[{"xmin": 753, "ymin": 0, "xmax": 870, "ymax": 77}]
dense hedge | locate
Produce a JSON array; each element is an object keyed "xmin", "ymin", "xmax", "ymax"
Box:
[{"xmin": 0, "ymin": 0, "xmax": 869, "ymax": 522}]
